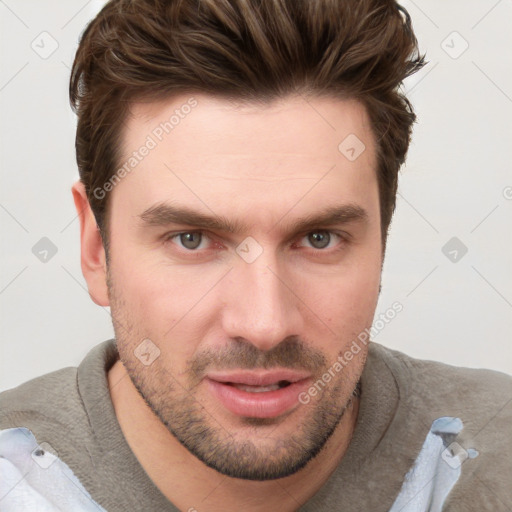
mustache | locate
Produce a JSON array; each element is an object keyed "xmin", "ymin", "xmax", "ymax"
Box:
[{"xmin": 187, "ymin": 336, "xmax": 327, "ymax": 378}]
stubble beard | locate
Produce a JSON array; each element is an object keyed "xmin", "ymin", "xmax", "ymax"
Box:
[{"xmin": 107, "ymin": 271, "xmax": 362, "ymax": 481}]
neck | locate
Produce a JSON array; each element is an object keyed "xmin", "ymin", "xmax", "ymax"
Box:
[{"xmin": 108, "ymin": 359, "xmax": 359, "ymax": 512}]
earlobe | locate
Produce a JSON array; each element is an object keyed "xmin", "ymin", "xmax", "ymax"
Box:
[{"xmin": 71, "ymin": 181, "xmax": 110, "ymax": 307}]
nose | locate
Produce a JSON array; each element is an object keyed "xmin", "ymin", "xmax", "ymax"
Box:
[{"xmin": 220, "ymin": 253, "xmax": 304, "ymax": 352}]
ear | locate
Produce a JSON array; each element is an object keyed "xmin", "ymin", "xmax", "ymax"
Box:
[{"xmin": 71, "ymin": 181, "xmax": 109, "ymax": 306}]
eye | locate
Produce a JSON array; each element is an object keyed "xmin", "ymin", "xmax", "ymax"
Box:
[
  {"xmin": 162, "ymin": 229, "xmax": 347, "ymax": 256},
  {"xmin": 34, "ymin": 449, "xmax": 45, "ymax": 456},
  {"xmin": 167, "ymin": 231, "xmax": 209, "ymax": 250},
  {"xmin": 298, "ymin": 230, "xmax": 343, "ymax": 250}
]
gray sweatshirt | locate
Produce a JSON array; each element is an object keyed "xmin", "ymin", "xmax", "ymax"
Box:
[{"xmin": 0, "ymin": 339, "xmax": 510, "ymax": 511}]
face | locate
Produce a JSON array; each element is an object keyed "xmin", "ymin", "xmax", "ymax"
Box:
[{"xmin": 104, "ymin": 93, "xmax": 382, "ymax": 480}]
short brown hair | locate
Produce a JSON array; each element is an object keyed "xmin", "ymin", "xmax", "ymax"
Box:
[{"xmin": 70, "ymin": 0, "xmax": 425, "ymax": 253}]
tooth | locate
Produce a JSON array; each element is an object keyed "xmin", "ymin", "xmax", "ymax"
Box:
[{"xmin": 234, "ymin": 384, "xmax": 280, "ymax": 392}]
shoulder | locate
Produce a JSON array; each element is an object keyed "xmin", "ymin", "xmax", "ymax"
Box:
[
  {"xmin": 366, "ymin": 341, "xmax": 512, "ymax": 449},
  {"xmin": 0, "ymin": 339, "xmax": 116, "ymax": 433},
  {"xmin": 369, "ymin": 341, "xmax": 512, "ymax": 410},
  {"xmin": 0, "ymin": 365, "xmax": 95, "ymax": 482},
  {"xmin": 368, "ymin": 341, "xmax": 512, "ymax": 508},
  {"xmin": 0, "ymin": 366, "xmax": 83, "ymax": 431}
]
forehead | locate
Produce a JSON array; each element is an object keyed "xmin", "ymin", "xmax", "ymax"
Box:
[
  {"xmin": 110, "ymin": 93, "xmax": 379, "ymax": 232},
  {"xmin": 124, "ymin": 93, "xmax": 375, "ymax": 164}
]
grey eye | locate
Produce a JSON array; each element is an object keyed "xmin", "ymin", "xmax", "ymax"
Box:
[
  {"xmin": 34, "ymin": 449, "xmax": 45, "ymax": 456},
  {"xmin": 179, "ymin": 232, "xmax": 203, "ymax": 250},
  {"xmin": 308, "ymin": 231, "xmax": 331, "ymax": 249}
]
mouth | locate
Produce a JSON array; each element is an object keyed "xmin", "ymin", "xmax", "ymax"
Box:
[
  {"xmin": 205, "ymin": 370, "xmax": 311, "ymax": 419},
  {"xmin": 226, "ymin": 380, "xmax": 292, "ymax": 393}
]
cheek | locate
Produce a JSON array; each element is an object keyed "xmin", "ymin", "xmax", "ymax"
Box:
[
  {"xmin": 340, "ymin": 264, "xmax": 380, "ymax": 317},
  {"xmin": 303, "ymin": 259, "xmax": 380, "ymax": 351},
  {"xmin": 110, "ymin": 254, "xmax": 224, "ymax": 358}
]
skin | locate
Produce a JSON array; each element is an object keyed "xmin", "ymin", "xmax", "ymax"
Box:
[{"xmin": 72, "ymin": 93, "xmax": 383, "ymax": 511}]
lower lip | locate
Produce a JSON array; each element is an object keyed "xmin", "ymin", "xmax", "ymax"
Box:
[{"xmin": 206, "ymin": 379, "xmax": 310, "ymax": 418}]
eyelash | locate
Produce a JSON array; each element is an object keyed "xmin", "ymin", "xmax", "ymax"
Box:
[{"xmin": 162, "ymin": 230, "xmax": 349, "ymax": 258}]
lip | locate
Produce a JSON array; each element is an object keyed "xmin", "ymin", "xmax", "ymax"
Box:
[
  {"xmin": 206, "ymin": 370, "xmax": 311, "ymax": 418},
  {"xmin": 207, "ymin": 369, "xmax": 311, "ymax": 386}
]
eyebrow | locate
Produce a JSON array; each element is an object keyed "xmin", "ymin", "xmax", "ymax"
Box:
[{"xmin": 138, "ymin": 202, "xmax": 368, "ymax": 235}]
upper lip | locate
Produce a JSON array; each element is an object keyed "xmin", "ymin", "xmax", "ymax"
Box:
[{"xmin": 206, "ymin": 369, "xmax": 311, "ymax": 386}]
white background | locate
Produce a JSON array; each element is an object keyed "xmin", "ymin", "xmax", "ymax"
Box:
[{"xmin": 1, "ymin": 0, "xmax": 511, "ymax": 392}]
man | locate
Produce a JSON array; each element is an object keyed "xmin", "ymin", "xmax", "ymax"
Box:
[{"xmin": 1, "ymin": 0, "xmax": 511, "ymax": 510}]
